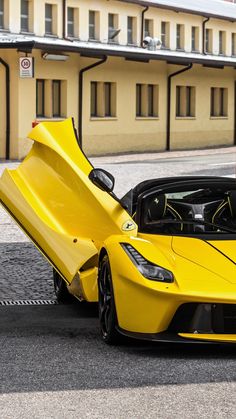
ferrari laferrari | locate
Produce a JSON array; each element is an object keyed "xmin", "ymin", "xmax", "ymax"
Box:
[{"xmin": 1, "ymin": 119, "xmax": 236, "ymax": 344}]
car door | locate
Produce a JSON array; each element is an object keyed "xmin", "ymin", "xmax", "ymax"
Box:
[{"xmin": 0, "ymin": 118, "xmax": 137, "ymax": 284}]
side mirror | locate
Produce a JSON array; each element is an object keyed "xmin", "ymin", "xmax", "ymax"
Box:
[{"xmin": 89, "ymin": 168, "xmax": 115, "ymax": 193}]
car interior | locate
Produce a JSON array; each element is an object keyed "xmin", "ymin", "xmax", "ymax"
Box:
[{"xmin": 132, "ymin": 178, "xmax": 236, "ymax": 236}]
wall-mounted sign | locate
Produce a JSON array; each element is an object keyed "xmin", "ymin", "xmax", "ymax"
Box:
[{"xmin": 19, "ymin": 57, "xmax": 34, "ymax": 78}]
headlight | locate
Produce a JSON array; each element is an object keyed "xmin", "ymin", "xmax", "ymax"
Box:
[{"xmin": 121, "ymin": 243, "xmax": 174, "ymax": 283}]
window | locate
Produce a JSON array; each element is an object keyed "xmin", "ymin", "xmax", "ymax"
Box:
[
  {"xmin": 45, "ymin": 4, "xmax": 53, "ymax": 34},
  {"xmin": 136, "ymin": 84, "xmax": 142, "ymax": 117},
  {"xmin": 104, "ymin": 82, "xmax": 112, "ymax": 116},
  {"xmin": 91, "ymin": 82, "xmax": 98, "ymax": 117},
  {"xmin": 108, "ymin": 13, "xmax": 118, "ymax": 42},
  {"xmin": 232, "ymin": 33, "xmax": 236, "ymax": 56},
  {"xmin": 144, "ymin": 19, "xmax": 153, "ymax": 38},
  {"xmin": 36, "ymin": 79, "xmax": 66, "ymax": 118},
  {"xmin": 52, "ymin": 80, "xmax": 61, "ymax": 117},
  {"xmin": 90, "ymin": 82, "xmax": 116, "ymax": 118},
  {"xmin": 148, "ymin": 85, "xmax": 155, "ymax": 116},
  {"xmin": 89, "ymin": 10, "xmax": 95, "ymax": 39},
  {"xmin": 21, "ymin": 0, "xmax": 29, "ymax": 32},
  {"xmin": 108, "ymin": 13, "xmax": 114, "ymax": 40},
  {"xmin": 36, "ymin": 79, "xmax": 45, "ymax": 117},
  {"xmin": 176, "ymin": 86, "xmax": 196, "ymax": 117},
  {"xmin": 136, "ymin": 84, "xmax": 159, "ymax": 118},
  {"xmin": 176, "ymin": 24, "xmax": 184, "ymax": 50},
  {"xmin": 210, "ymin": 87, "xmax": 228, "ymax": 117},
  {"xmin": 127, "ymin": 16, "xmax": 136, "ymax": 44},
  {"xmin": 67, "ymin": 7, "xmax": 74, "ymax": 37},
  {"xmin": 89, "ymin": 10, "xmax": 99, "ymax": 40},
  {"xmin": 205, "ymin": 28, "xmax": 213, "ymax": 53},
  {"xmin": 161, "ymin": 22, "xmax": 169, "ymax": 48},
  {"xmin": 191, "ymin": 26, "xmax": 199, "ymax": 52},
  {"xmin": 219, "ymin": 30, "xmax": 226, "ymax": 55},
  {"xmin": 0, "ymin": 0, "xmax": 4, "ymax": 28}
]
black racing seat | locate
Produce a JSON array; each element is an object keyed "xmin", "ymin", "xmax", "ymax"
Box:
[
  {"xmin": 212, "ymin": 190, "xmax": 236, "ymax": 225},
  {"xmin": 147, "ymin": 195, "xmax": 183, "ymax": 231},
  {"xmin": 147, "ymin": 195, "xmax": 167, "ymax": 221}
]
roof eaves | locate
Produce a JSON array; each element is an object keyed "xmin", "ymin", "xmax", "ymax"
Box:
[
  {"xmin": 1, "ymin": 37, "xmax": 236, "ymax": 69},
  {"xmin": 33, "ymin": 41, "xmax": 236, "ymax": 68},
  {"xmin": 0, "ymin": 40, "xmax": 35, "ymax": 51}
]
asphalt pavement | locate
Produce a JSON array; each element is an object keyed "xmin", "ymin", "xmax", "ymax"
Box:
[
  {"xmin": 0, "ymin": 304, "xmax": 236, "ymax": 418},
  {"xmin": 0, "ymin": 147, "xmax": 236, "ymax": 418}
]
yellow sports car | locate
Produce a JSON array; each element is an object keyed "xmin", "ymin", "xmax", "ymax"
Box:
[{"xmin": 1, "ymin": 119, "xmax": 236, "ymax": 345}]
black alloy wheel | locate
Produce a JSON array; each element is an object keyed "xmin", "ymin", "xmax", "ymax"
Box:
[
  {"xmin": 98, "ymin": 255, "xmax": 120, "ymax": 344},
  {"xmin": 53, "ymin": 268, "xmax": 73, "ymax": 303}
]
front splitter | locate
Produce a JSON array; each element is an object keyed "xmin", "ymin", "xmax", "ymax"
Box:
[
  {"xmin": 117, "ymin": 327, "xmax": 236, "ymax": 344},
  {"xmin": 179, "ymin": 333, "xmax": 236, "ymax": 343}
]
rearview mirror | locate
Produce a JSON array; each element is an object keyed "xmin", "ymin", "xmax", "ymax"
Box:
[{"xmin": 89, "ymin": 168, "xmax": 115, "ymax": 193}]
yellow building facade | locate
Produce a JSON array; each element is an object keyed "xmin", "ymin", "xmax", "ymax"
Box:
[{"xmin": 0, "ymin": 0, "xmax": 236, "ymax": 159}]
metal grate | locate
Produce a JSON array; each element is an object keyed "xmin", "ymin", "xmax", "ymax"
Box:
[{"xmin": 0, "ymin": 299, "xmax": 58, "ymax": 306}]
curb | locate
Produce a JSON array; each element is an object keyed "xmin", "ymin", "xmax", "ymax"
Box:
[{"xmin": 90, "ymin": 146, "xmax": 236, "ymax": 164}]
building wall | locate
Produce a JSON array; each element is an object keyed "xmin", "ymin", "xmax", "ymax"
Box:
[
  {"xmin": 0, "ymin": 0, "xmax": 236, "ymax": 158},
  {"xmin": 170, "ymin": 65, "xmax": 235, "ymax": 149},
  {"xmin": 82, "ymin": 57, "xmax": 167, "ymax": 155},
  {"xmin": 18, "ymin": 50, "xmax": 80, "ymax": 158},
  {"xmin": 82, "ymin": 60, "xmax": 235, "ymax": 154},
  {"xmin": 3, "ymin": 0, "xmax": 236, "ymax": 52}
]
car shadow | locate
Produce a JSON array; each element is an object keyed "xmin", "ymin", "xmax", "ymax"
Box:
[{"xmin": 0, "ymin": 303, "xmax": 235, "ymax": 395}]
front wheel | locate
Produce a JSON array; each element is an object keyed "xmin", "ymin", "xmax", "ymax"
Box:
[{"xmin": 98, "ymin": 255, "xmax": 121, "ymax": 344}]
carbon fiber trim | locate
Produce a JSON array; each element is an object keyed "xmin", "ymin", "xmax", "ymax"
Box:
[{"xmin": 117, "ymin": 327, "xmax": 219, "ymax": 344}]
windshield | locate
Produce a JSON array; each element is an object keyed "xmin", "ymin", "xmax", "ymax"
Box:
[{"xmin": 138, "ymin": 183, "xmax": 236, "ymax": 238}]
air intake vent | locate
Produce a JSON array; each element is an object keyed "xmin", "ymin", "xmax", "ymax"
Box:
[
  {"xmin": 223, "ymin": 304, "xmax": 236, "ymax": 333},
  {"xmin": 169, "ymin": 303, "xmax": 236, "ymax": 334}
]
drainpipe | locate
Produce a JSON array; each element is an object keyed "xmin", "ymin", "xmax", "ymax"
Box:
[
  {"xmin": 62, "ymin": 0, "xmax": 66, "ymax": 38},
  {"xmin": 166, "ymin": 63, "xmax": 193, "ymax": 151},
  {"xmin": 202, "ymin": 17, "xmax": 210, "ymax": 55},
  {"xmin": 141, "ymin": 6, "xmax": 149, "ymax": 46},
  {"xmin": 78, "ymin": 56, "xmax": 107, "ymax": 147},
  {"xmin": 0, "ymin": 58, "xmax": 10, "ymax": 160}
]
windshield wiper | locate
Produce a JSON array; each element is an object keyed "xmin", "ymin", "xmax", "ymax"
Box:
[{"xmin": 153, "ymin": 219, "xmax": 236, "ymax": 234}]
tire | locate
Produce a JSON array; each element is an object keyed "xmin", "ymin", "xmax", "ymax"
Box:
[
  {"xmin": 53, "ymin": 268, "xmax": 73, "ymax": 303},
  {"xmin": 98, "ymin": 255, "xmax": 121, "ymax": 344}
]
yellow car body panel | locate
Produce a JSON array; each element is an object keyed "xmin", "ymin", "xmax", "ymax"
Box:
[
  {"xmin": 0, "ymin": 119, "xmax": 137, "ymax": 285},
  {"xmin": 104, "ymin": 234, "xmax": 236, "ymax": 334},
  {"xmin": 172, "ymin": 236, "xmax": 236, "ymax": 284},
  {"xmin": 1, "ymin": 119, "xmax": 236, "ymax": 344}
]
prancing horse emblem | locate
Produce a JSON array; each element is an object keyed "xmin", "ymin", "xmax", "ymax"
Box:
[{"xmin": 122, "ymin": 220, "xmax": 136, "ymax": 231}]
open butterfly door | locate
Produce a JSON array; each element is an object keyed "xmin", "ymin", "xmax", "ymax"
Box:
[{"xmin": 0, "ymin": 119, "xmax": 137, "ymax": 300}]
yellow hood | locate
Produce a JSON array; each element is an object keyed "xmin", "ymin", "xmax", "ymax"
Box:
[{"xmin": 172, "ymin": 236, "xmax": 236, "ymax": 284}]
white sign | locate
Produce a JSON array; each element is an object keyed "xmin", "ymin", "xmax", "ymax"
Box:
[{"xmin": 19, "ymin": 57, "xmax": 34, "ymax": 78}]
